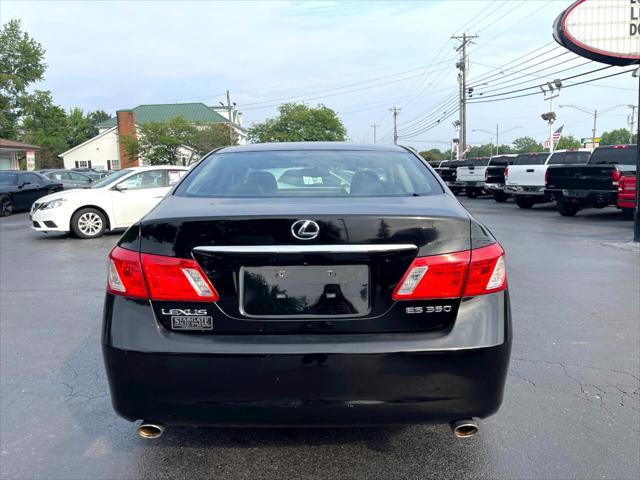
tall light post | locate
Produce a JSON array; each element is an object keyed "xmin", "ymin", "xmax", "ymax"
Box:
[{"xmin": 559, "ymin": 105, "xmax": 628, "ymax": 147}]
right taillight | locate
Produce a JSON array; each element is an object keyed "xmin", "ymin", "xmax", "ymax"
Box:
[
  {"xmin": 504, "ymin": 167, "xmax": 509, "ymax": 180},
  {"xmin": 392, "ymin": 243, "xmax": 506, "ymax": 300},
  {"xmin": 545, "ymin": 168, "xmax": 550, "ymax": 187},
  {"xmin": 462, "ymin": 243, "xmax": 507, "ymax": 296},
  {"xmin": 107, "ymin": 246, "xmax": 219, "ymax": 302}
]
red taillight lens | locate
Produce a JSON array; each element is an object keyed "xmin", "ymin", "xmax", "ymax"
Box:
[
  {"xmin": 392, "ymin": 243, "xmax": 507, "ymax": 300},
  {"xmin": 611, "ymin": 169, "xmax": 621, "ymax": 186},
  {"xmin": 108, "ymin": 247, "xmax": 148, "ymax": 299},
  {"xmin": 545, "ymin": 168, "xmax": 550, "ymax": 187},
  {"xmin": 504, "ymin": 167, "xmax": 509, "ymax": 180},
  {"xmin": 463, "ymin": 243, "xmax": 507, "ymax": 296},
  {"xmin": 107, "ymin": 247, "xmax": 219, "ymax": 302},
  {"xmin": 392, "ymin": 250, "xmax": 470, "ymax": 300},
  {"xmin": 141, "ymin": 253, "xmax": 219, "ymax": 302}
]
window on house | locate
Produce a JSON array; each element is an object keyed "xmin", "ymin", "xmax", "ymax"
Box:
[
  {"xmin": 109, "ymin": 160, "xmax": 120, "ymax": 170},
  {"xmin": 77, "ymin": 161, "xmax": 89, "ymax": 168}
]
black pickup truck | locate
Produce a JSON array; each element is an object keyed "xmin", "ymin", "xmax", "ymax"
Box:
[
  {"xmin": 484, "ymin": 154, "xmax": 517, "ymax": 202},
  {"xmin": 545, "ymin": 144, "xmax": 637, "ymax": 216},
  {"xmin": 435, "ymin": 160, "xmax": 466, "ymax": 195}
]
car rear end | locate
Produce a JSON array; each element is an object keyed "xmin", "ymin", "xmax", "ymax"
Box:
[
  {"xmin": 484, "ymin": 155, "xmax": 516, "ymax": 202},
  {"xmin": 437, "ymin": 160, "xmax": 466, "ymax": 194},
  {"xmin": 545, "ymin": 145, "xmax": 636, "ymax": 211},
  {"xmin": 456, "ymin": 157, "xmax": 490, "ymax": 197},
  {"xmin": 618, "ymin": 174, "xmax": 637, "ymax": 219},
  {"xmin": 102, "ymin": 144, "xmax": 511, "ymax": 431}
]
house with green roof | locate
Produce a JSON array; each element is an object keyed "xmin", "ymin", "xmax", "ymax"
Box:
[{"xmin": 59, "ymin": 102, "xmax": 246, "ymax": 170}]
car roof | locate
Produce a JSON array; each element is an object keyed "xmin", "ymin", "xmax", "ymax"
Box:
[
  {"xmin": 125, "ymin": 165, "xmax": 189, "ymax": 171},
  {"xmin": 216, "ymin": 142, "xmax": 407, "ymax": 154}
]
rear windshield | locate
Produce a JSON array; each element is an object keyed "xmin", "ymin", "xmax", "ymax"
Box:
[
  {"xmin": 0, "ymin": 173, "xmax": 18, "ymax": 186},
  {"xmin": 548, "ymin": 151, "xmax": 591, "ymax": 165},
  {"xmin": 488, "ymin": 156, "xmax": 513, "ymax": 166},
  {"xmin": 175, "ymin": 150, "xmax": 443, "ymax": 197},
  {"xmin": 513, "ymin": 153, "xmax": 550, "ymax": 165},
  {"xmin": 589, "ymin": 146, "xmax": 637, "ymax": 165},
  {"xmin": 465, "ymin": 158, "xmax": 490, "ymax": 167}
]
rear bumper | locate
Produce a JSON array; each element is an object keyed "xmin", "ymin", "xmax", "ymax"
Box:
[
  {"xmin": 458, "ymin": 181, "xmax": 484, "ymax": 188},
  {"xmin": 545, "ymin": 189, "xmax": 617, "ymax": 207},
  {"xmin": 102, "ymin": 293, "xmax": 511, "ymax": 426},
  {"xmin": 618, "ymin": 194, "xmax": 636, "ymax": 209},
  {"xmin": 484, "ymin": 183, "xmax": 504, "ymax": 191}
]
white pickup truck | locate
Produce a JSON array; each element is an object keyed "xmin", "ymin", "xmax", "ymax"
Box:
[
  {"xmin": 505, "ymin": 149, "xmax": 590, "ymax": 209},
  {"xmin": 455, "ymin": 157, "xmax": 492, "ymax": 198}
]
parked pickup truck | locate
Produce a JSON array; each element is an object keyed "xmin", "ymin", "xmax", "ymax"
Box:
[
  {"xmin": 618, "ymin": 173, "xmax": 637, "ymax": 220},
  {"xmin": 505, "ymin": 149, "xmax": 590, "ymax": 209},
  {"xmin": 436, "ymin": 160, "xmax": 466, "ymax": 195},
  {"xmin": 457, "ymin": 157, "xmax": 515, "ymax": 198},
  {"xmin": 484, "ymin": 154, "xmax": 518, "ymax": 202},
  {"xmin": 545, "ymin": 144, "xmax": 637, "ymax": 216}
]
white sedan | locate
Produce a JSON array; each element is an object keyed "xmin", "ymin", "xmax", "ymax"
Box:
[{"xmin": 30, "ymin": 166, "xmax": 189, "ymax": 239}]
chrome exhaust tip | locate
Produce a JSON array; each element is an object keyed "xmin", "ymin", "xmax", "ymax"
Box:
[
  {"xmin": 136, "ymin": 422, "xmax": 165, "ymax": 439},
  {"xmin": 450, "ymin": 419, "xmax": 479, "ymax": 438}
]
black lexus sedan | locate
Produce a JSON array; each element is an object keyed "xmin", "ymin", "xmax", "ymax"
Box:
[
  {"xmin": 102, "ymin": 143, "xmax": 511, "ymax": 439},
  {"xmin": 0, "ymin": 171, "xmax": 63, "ymax": 217}
]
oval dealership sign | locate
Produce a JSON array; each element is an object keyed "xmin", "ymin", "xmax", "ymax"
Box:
[{"xmin": 554, "ymin": 0, "xmax": 640, "ymax": 66}]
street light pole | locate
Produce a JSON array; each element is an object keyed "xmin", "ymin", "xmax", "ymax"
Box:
[
  {"xmin": 496, "ymin": 124, "xmax": 499, "ymax": 155},
  {"xmin": 592, "ymin": 109, "xmax": 597, "ymax": 147}
]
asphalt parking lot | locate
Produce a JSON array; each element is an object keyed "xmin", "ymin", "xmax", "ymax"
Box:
[{"xmin": 1, "ymin": 198, "xmax": 639, "ymax": 480}]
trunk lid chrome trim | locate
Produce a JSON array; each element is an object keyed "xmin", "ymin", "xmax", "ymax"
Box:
[{"xmin": 193, "ymin": 244, "xmax": 418, "ymax": 254}]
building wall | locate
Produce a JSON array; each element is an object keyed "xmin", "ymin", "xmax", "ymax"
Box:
[{"xmin": 61, "ymin": 128, "xmax": 121, "ymax": 170}]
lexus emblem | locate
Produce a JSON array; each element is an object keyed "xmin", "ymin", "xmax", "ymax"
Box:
[{"xmin": 291, "ymin": 220, "xmax": 320, "ymax": 240}]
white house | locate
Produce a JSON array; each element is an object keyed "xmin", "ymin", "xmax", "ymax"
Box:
[{"xmin": 60, "ymin": 102, "xmax": 247, "ymax": 170}]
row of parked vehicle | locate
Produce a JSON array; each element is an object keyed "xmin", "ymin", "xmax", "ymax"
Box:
[{"xmin": 431, "ymin": 144, "xmax": 637, "ymax": 219}]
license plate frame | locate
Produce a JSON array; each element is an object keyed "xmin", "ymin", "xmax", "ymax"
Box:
[{"xmin": 239, "ymin": 265, "xmax": 371, "ymax": 319}]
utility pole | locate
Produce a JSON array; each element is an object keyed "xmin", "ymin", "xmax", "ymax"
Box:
[
  {"xmin": 627, "ymin": 105, "xmax": 637, "ymax": 143},
  {"xmin": 226, "ymin": 90, "xmax": 234, "ymax": 145},
  {"xmin": 370, "ymin": 123, "xmax": 379, "ymax": 144},
  {"xmin": 541, "ymin": 80, "xmax": 562, "ymax": 153},
  {"xmin": 451, "ymin": 33, "xmax": 478, "ymax": 158},
  {"xmin": 495, "ymin": 124, "xmax": 499, "ymax": 155},
  {"xmin": 389, "ymin": 107, "xmax": 401, "ymax": 145},
  {"xmin": 591, "ymin": 109, "xmax": 598, "ymax": 147}
]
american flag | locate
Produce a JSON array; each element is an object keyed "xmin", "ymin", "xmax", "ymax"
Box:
[{"xmin": 543, "ymin": 125, "xmax": 564, "ymax": 149}]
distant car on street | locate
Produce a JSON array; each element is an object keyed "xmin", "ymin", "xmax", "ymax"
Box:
[
  {"xmin": 30, "ymin": 166, "xmax": 188, "ymax": 238},
  {"xmin": 0, "ymin": 171, "xmax": 63, "ymax": 217},
  {"xmin": 545, "ymin": 144, "xmax": 637, "ymax": 216},
  {"xmin": 40, "ymin": 169, "xmax": 96, "ymax": 189}
]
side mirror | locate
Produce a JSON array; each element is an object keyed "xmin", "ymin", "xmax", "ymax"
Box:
[{"xmin": 114, "ymin": 183, "xmax": 128, "ymax": 191}]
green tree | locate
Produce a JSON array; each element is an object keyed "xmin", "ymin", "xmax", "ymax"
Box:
[
  {"xmin": 600, "ymin": 128, "xmax": 635, "ymax": 146},
  {"xmin": 467, "ymin": 143, "xmax": 495, "ymax": 158},
  {"xmin": 556, "ymin": 134, "xmax": 582, "ymax": 150},
  {"xmin": 20, "ymin": 91, "xmax": 69, "ymax": 168},
  {"xmin": 191, "ymin": 122, "xmax": 237, "ymax": 154},
  {"xmin": 0, "ymin": 19, "xmax": 47, "ymax": 140},
  {"xmin": 86, "ymin": 110, "xmax": 111, "ymax": 136},
  {"xmin": 512, "ymin": 136, "xmax": 544, "ymax": 153},
  {"xmin": 248, "ymin": 103, "xmax": 346, "ymax": 143},
  {"xmin": 419, "ymin": 149, "xmax": 445, "ymax": 161},
  {"xmin": 122, "ymin": 116, "xmax": 199, "ymax": 165}
]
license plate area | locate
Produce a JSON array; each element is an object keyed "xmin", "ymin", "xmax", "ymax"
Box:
[{"xmin": 240, "ymin": 265, "xmax": 370, "ymax": 319}]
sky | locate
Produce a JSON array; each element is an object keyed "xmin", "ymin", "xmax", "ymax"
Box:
[{"xmin": 2, "ymin": 0, "xmax": 638, "ymax": 151}]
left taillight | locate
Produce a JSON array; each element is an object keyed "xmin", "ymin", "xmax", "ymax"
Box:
[
  {"xmin": 107, "ymin": 246, "xmax": 219, "ymax": 302},
  {"xmin": 611, "ymin": 169, "xmax": 621, "ymax": 187},
  {"xmin": 392, "ymin": 243, "xmax": 507, "ymax": 300},
  {"xmin": 108, "ymin": 247, "xmax": 148, "ymax": 299}
]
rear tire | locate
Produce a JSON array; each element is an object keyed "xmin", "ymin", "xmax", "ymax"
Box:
[
  {"xmin": 466, "ymin": 188, "xmax": 479, "ymax": 199},
  {"xmin": 71, "ymin": 207, "xmax": 107, "ymax": 239},
  {"xmin": 621, "ymin": 208, "xmax": 634, "ymax": 220},
  {"xmin": 493, "ymin": 191, "xmax": 508, "ymax": 203},
  {"xmin": 515, "ymin": 197, "xmax": 535, "ymax": 209},
  {"xmin": 557, "ymin": 200, "xmax": 578, "ymax": 217},
  {"xmin": 0, "ymin": 195, "xmax": 13, "ymax": 217}
]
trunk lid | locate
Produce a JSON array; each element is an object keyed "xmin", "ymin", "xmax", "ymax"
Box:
[{"xmin": 139, "ymin": 195, "xmax": 471, "ymax": 334}]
